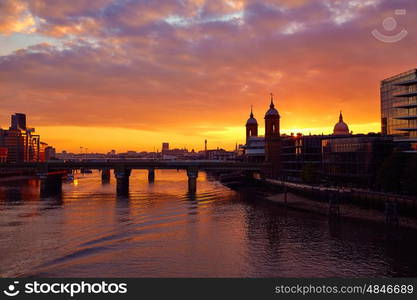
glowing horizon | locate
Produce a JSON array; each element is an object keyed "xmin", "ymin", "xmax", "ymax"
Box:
[{"xmin": 0, "ymin": 119, "xmax": 381, "ymax": 153}]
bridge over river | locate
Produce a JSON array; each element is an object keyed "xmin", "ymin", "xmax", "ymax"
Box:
[{"xmin": 0, "ymin": 160, "xmax": 266, "ymax": 195}]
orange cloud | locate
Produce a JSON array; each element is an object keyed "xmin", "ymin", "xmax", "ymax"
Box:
[
  {"xmin": 0, "ymin": 0, "xmax": 35, "ymax": 35},
  {"xmin": 0, "ymin": 0, "xmax": 415, "ymax": 151}
]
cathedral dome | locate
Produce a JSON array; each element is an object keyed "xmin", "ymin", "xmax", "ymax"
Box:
[{"xmin": 333, "ymin": 111, "xmax": 350, "ymax": 135}]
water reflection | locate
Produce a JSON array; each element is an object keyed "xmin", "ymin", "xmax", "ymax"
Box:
[
  {"xmin": 115, "ymin": 195, "xmax": 131, "ymax": 225},
  {"xmin": 0, "ymin": 170, "xmax": 417, "ymax": 278}
]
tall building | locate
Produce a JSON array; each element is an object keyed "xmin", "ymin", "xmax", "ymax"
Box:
[
  {"xmin": 10, "ymin": 113, "xmax": 27, "ymax": 131},
  {"xmin": 3, "ymin": 129, "xmax": 30, "ymax": 163},
  {"xmin": 242, "ymin": 106, "xmax": 264, "ymax": 162},
  {"xmin": 264, "ymin": 94, "xmax": 282, "ymax": 178},
  {"xmin": 381, "ymin": 69, "xmax": 417, "ymax": 151},
  {"xmin": 162, "ymin": 142, "xmax": 170, "ymax": 151},
  {"xmin": 246, "ymin": 106, "xmax": 258, "ymax": 143},
  {"xmin": 0, "ymin": 113, "xmax": 47, "ymax": 163}
]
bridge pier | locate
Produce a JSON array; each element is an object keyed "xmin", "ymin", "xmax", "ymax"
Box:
[
  {"xmin": 114, "ymin": 168, "xmax": 131, "ymax": 196},
  {"xmin": 328, "ymin": 191, "xmax": 340, "ymax": 217},
  {"xmin": 385, "ymin": 200, "xmax": 399, "ymax": 227},
  {"xmin": 39, "ymin": 173, "xmax": 63, "ymax": 197},
  {"xmin": 101, "ymin": 168, "xmax": 111, "ymax": 184},
  {"xmin": 187, "ymin": 167, "xmax": 199, "ymax": 193},
  {"xmin": 148, "ymin": 168, "xmax": 155, "ymax": 183}
]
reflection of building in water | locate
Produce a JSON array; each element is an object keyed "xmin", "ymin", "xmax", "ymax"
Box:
[{"xmin": 241, "ymin": 191, "xmax": 283, "ymax": 275}]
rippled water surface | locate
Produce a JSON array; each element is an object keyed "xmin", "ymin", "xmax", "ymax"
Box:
[{"xmin": 1, "ymin": 170, "xmax": 417, "ymax": 277}]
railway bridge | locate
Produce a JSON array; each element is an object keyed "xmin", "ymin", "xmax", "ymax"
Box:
[{"xmin": 0, "ymin": 160, "xmax": 266, "ymax": 195}]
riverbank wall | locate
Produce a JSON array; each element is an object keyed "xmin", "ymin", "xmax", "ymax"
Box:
[{"xmin": 263, "ymin": 179, "xmax": 417, "ymax": 228}]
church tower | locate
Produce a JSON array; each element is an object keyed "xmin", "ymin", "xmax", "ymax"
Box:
[
  {"xmin": 246, "ymin": 106, "xmax": 258, "ymax": 143},
  {"xmin": 264, "ymin": 93, "xmax": 282, "ymax": 178}
]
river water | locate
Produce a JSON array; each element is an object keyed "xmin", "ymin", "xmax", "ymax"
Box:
[{"xmin": 1, "ymin": 170, "xmax": 416, "ymax": 278}]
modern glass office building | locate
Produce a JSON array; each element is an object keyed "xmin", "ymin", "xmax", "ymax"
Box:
[
  {"xmin": 281, "ymin": 134, "xmax": 330, "ymax": 182},
  {"xmin": 381, "ymin": 69, "xmax": 417, "ymax": 151},
  {"xmin": 322, "ymin": 135, "xmax": 394, "ymax": 187},
  {"xmin": 0, "ymin": 114, "xmax": 43, "ymax": 163}
]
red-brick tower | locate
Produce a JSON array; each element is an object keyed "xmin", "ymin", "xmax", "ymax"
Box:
[{"xmin": 264, "ymin": 93, "xmax": 282, "ymax": 178}]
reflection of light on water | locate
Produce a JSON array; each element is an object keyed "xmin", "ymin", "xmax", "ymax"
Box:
[
  {"xmin": 27, "ymin": 179, "xmax": 39, "ymax": 187},
  {"xmin": 3, "ymin": 170, "xmax": 417, "ymax": 278}
]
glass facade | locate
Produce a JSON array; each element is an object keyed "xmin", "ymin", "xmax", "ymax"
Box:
[
  {"xmin": 0, "ymin": 114, "xmax": 42, "ymax": 163},
  {"xmin": 2, "ymin": 130, "xmax": 32, "ymax": 163},
  {"xmin": 381, "ymin": 69, "xmax": 417, "ymax": 150},
  {"xmin": 322, "ymin": 136, "xmax": 394, "ymax": 187},
  {"xmin": 281, "ymin": 134, "xmax": 328, "ymax": 182}
]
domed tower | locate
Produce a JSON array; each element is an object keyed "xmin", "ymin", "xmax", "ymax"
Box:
[
  {"xmin": 264, "ymin": 93, "xmax": 282, "ymax": 179},
  {"xmin": 333, "ymin": 111, "xmax": 350, "ymax": 135},
  {"xmin": 246, "ymin": 106, "xmax": 258, "ymax": 143},
  {"xmin": 265, "ymin": 94, "xmax": 280, "ymax": 137}
]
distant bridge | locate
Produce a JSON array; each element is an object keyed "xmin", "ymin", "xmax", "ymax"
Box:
[{"xmin": 0, "ymin": 160, "xmax": 266, "ymax": 195}]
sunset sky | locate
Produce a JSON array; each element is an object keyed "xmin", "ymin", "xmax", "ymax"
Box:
[{"xmin": 0, "ymin": 0, "xmax": 416, "ymax": 152}]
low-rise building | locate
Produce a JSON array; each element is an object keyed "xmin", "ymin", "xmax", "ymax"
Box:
[
  {"xmin": 321, "ymin": 134, "xmax": 394, "ymax": 187},
  {"xmin": 242, "ymin": 136, "xmax": 265, "ymax": 162},
  {"xmin": 206, "ymin": 148, "xmax": 237, "ymax": 160},
  {"xmin": 45, "ymin": 146, "xmax": 56, "ymax": 161},
  {"xmin": 281, "ymin": 133, "xmax": 331, "ymax": 182}
]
